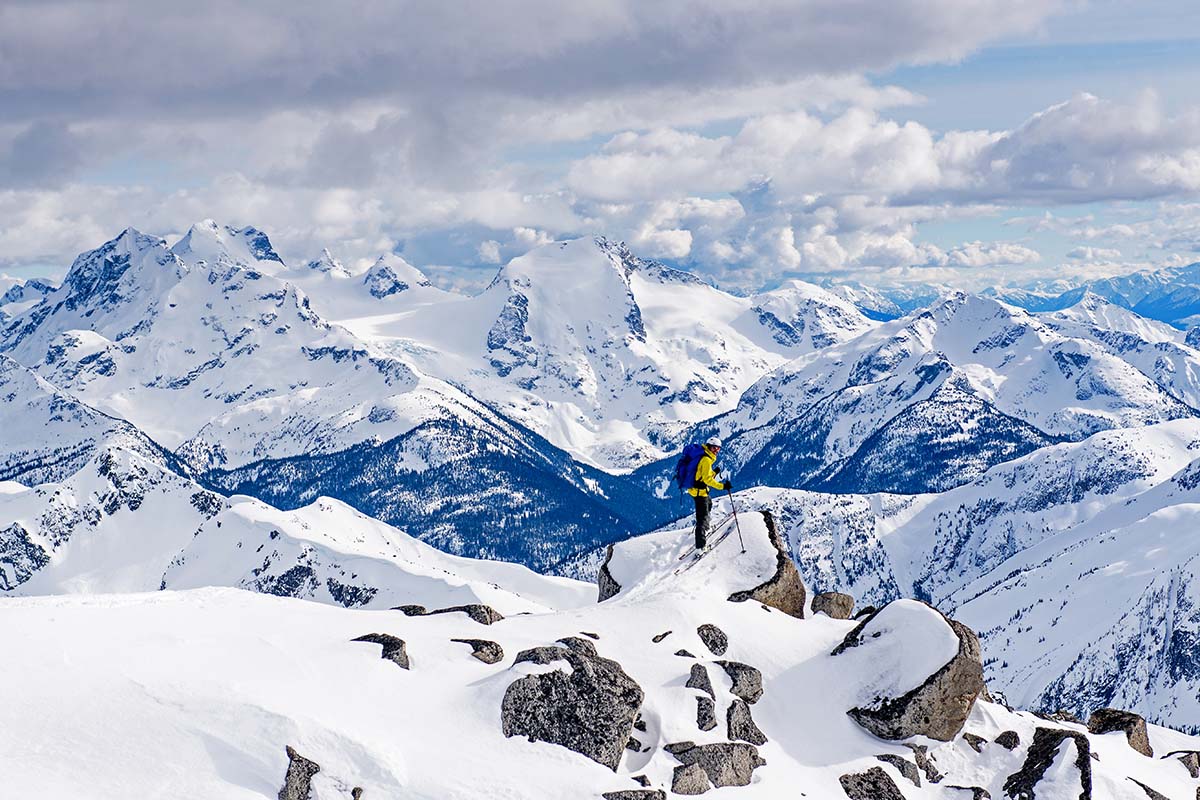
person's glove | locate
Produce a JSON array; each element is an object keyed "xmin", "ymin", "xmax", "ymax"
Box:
[
  {"xmin": 723, "ymin": 480, "xmax": 732, "ymax": 491},
  {"xmin": 714, "ymin": 466, "xmax": 722, "ymax": 475}
]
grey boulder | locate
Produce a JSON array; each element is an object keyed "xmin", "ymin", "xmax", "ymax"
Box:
[{"xmin": 501, "ymin": 638, "xmax": 643, "ymax": 771}]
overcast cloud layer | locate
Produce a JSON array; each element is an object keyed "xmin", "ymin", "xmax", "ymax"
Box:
[{"xmin": 2, "ymin": 0, "xmax": 1200, "ymax": 291}]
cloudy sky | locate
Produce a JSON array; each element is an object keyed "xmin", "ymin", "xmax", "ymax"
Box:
[{"xmin": 3, "ymin": 0, "xmax": 1200, "ymax": 292}]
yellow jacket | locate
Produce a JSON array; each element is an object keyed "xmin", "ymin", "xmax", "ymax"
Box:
[{"xmin": 686, "ymin": 449, "xmax": 726, "ymax": 497}]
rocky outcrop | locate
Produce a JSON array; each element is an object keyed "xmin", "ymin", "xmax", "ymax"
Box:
[
  {"xmin": 696, "ymin": 624, "xmax": 728, "ymax": 656},
  {"xmin": 671, "ymin": 763, "xmax": 709, "ymax": 795},
  {"xmin": 834, "ymin": 604, "xmax": 984, "ymax": 741},
  {"xmin": 602, "ymin": 791, "xmax": 666, "ymax": 800},
  {"xmin": 726, "ymin": 699, "xmax": 766, "ymax": 745},
  {"xmin": 696, "ymin": 696, "xmax": 717, "ymax": 731},
  {"xmin": 963, "ymin": 732, "xmax": 986, "ymax": 752},
  {"xmin": 351, "ymin": 633, "xmax": 410, "ymax": 669},
  {"xmin": 716, "ymin": 661, "xmax": 763, "ymax": 704},
  {"xmin": 994, "ymin": 730, "xmax": 1020, "ymax": 750},
  {"xmin": 812, "ymin": 591, "xmax": 854, "ymax": 619},
  {"xmin": 1127, "ymin": 778, "xmax": 1169, "ymax": 800},
  {"xmin": 598, "ymin": 545, "xmax": 621, "ymax": 602},
  {"xmin": 687, "ymin": 664, "xmax": 714, "ymax": 697},
  {"xmin": 666, "ymin": 742, "xmax": 766, "ymax": 793},
  {"xmin": 727, "ymin": 512, "xmax": 806, "ymax": 618},
  {"xmin": 501, "ymin": 638, "xmax": 643, "ymax": 770},
  {"xmin": 652, "ymin": 630, "xmax": 672, "ymax": 643},
  {"xmin": 906, "ymin": 743, "xmax": 942, "ymax": 783},
  {"xmin": 838, "ymin": 766, "xmax": 905, "ymax": 800},
  {"xmin": 396, "ymin": 603, "xmax": 504, "ymax": 625},
  {"xmin": 278, "ymin": 746, "xmax": 320, "ymax": 800},
  {"xmin": 876, "ymin": 754, "xmax": 920, "ymax": 787},
  {"xmin": 1166, "ymin": 750, "xmax": 1200, "ymax": 778},
  {"xmin": 1087, "ymin": 708, "xmax": 1153, "ymax": 757},
  {"xmin": 1002, "ymin": 727, "xmax": 1092, "ymax": 800},
  {"xmin": 451, "ymin": 638, "xmax": 504, "ymax": 664}
]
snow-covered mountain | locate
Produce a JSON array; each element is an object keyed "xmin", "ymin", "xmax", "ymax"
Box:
[
  {"xmin": 707, "ymin": 292, "xmax": 1198, "ymax": 494},
  {"xmin": 985, "ymin": 259, "xmax": 1200, "ymax": 328},
  {"xmin": 327, "ymin": 237, "xmax": 876, "ymax": 470},
  {"xmin": 0, "ymin": 442, "xmax": 589, "ymax": 613},
  {"xmin": 0, "ymin": 226, "xmax": 656, "ymax": 567},
  {"xmin": 3, "ymin": 513, "xmax": 1197, "ymax": 798},
  {"xmin": 0, "ymin": 355, "xmax": 171, "ymax": 485}
]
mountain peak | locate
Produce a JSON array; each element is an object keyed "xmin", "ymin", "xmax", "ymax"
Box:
[
  {"xmin": 363, "ymin": 253, "xmax": 432, "ymax": 298},
  {"xmin": 305, "ymin": 248, "xmax": 349, "ymax": 277},
  {"xmin": 172, "ymin": 221, "xmax": 285, "ymax": 271}
]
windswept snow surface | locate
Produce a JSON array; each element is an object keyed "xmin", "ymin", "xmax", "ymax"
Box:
[{"xmin": 1, "ymin": 516, "xmax": 1196, "ymax": 799}]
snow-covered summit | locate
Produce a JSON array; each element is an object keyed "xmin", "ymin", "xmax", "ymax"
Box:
[
  {"xmin": 304, "ymin": 247, "xmax": 350, "ymax": 277},
  {"xmin": 170, "ymin": 219, "xmax": 285, "ymax": 271},
  {"xmin": 362, "ymin": 252, "xmax": 434, "ymax": 297}
]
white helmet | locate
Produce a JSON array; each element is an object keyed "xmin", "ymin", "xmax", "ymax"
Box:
[{"xmin": 705, "ymin": 435, "xmax": 723, "ymax": 448}]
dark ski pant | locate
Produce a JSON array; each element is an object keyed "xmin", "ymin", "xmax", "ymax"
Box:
[{"xmin": 693, "ymin": 493, "xmax": 711, "ymax": 549}]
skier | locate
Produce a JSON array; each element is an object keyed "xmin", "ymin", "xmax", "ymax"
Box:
[{"xmin": 687, "ymin": 436, "xmax": 731, "ymax": 551}]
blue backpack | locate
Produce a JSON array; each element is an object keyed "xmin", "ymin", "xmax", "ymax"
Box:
[{"xmin": 673, "ymin": 443, "xmax": 706, "ymax": 494}]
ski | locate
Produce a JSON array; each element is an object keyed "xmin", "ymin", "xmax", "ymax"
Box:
[
  {"xmin": 672, "ymin": 517, "xmax": 739, "ymax": 576},
  {"xmin": 675, "ymin": 512, "xmax": 734, "ymax": 562}
]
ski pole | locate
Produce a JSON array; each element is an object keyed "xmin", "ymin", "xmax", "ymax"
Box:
[{"xmin": 727, "ymin": 486, "xmax": 746, "ymax": 554}]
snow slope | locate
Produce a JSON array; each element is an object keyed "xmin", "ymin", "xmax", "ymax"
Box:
[
  {"xmin": 0, "ymin": 513, "xmax": 1195, "ymax": 799},
  {"xmin": 0, "ymin": 355, "xmax": 170, "ymax": 485},
  {"xmin": 0, "ymin": 443, "xmax": 588, "ymax": 611}
]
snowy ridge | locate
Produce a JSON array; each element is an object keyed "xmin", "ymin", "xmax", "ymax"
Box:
[
  {"xmin": 713, "ymin": 291, "xmax": 1199, "ymax": 494},
  {"xmin": 1, "ymin": 514, "xmax": 1197, "ymax": 798},
  {"xmin": 0, "ymin": 355, "xmax": 170, "ymax": 485}
]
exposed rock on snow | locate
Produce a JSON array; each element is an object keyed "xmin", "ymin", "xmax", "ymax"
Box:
[
  {"xmin": 601, "ymin": 791, "xmax": 666, "ymax": 800},
  {"xmin": 686, "ymin": 664, "xmax": 714, "ymax": 697},
  {"xmin": 501, "ymin": 639, "xmax": 644, "ymax": 770},
  {"xmin": 1087, "ymin": 708, "xmax": 1154, "ymax": 757},
  {"xmin": 725, "ymin": 698, "xmax": 766, "ymax": 745},
  {"xmin": 696, "ymin": 624, "xmax": 727, "ymax": 656},
  {"xmin": 715, "ymin": 660, "xmax": 763, "ymax": 704},
  {"xmin": 906, "ymin": 743, "xmax": 943, "ymax": 783},
  {"xmin": 1169, "ymin": 750, "xmax": 1200, "ymax": 778},
  {"xmin": 397, "ymin": 603, "xmax": 505, "ymax": 625},
  {"xmin": 598, "ymin": 546, "xmax": 622, "ymax": 602},
  {"xmin": 1127, "ymin": 777, "xmax": 1171, "ymax": 799},
  {"xmin": 675, "ymin": 649, "xmax": 696, "ymax": 658},
  {"xmin": 876, "ymin": 753, "xmax": 921, "ymax": 787},
  {"xmin": 351, "ymin": 633, "xmax": 410, "ymax": 670},
  {"xmin": 995, "ymin": 730, "xmax": 1021, "ymax": 750},
  {"xmin": 696, "ymin": 696, "xmax": 717, "ymax": 731},
  {"xmin": 1001, "ymin": 727, "xmax": 1092, "ymax": 800},
  {"xmin": 963, "ymin": 732, "xmax": 987, "ymax": 752},
  {"xmin": 812, "ymin": 591, "xmax": 855, "ymax": 619},
  {"xmin": 832, "ymin": 601, "xmax": 984, "ymax": 741},
  {"xmin": 278, "ymin": 746, "xmax": 321, "ymax": 800},
  {"xmin": 451, "ymin": 638, "xmax": 504, "ymax": 664},
  {"xmin": 665, "ymin": 741, "xmax": 766, "ymax": 793},
  {"xmin": 838, "ymin": 766, "xmax": 906, "ymax": 800},
  {"xmin": 725, "ymin": 511, "xmax": 806, "ymax": 618},
  {"xmin": 651, "ymin": 630, "xmax": 671, "ymax": 643}
]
